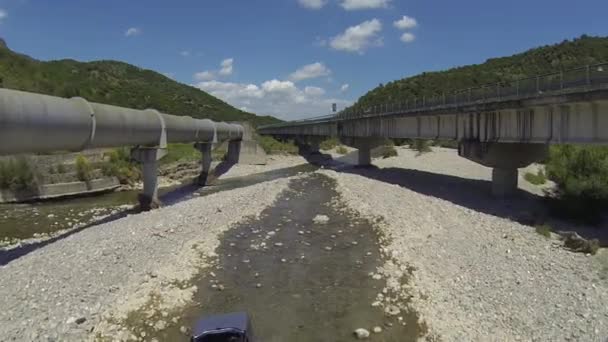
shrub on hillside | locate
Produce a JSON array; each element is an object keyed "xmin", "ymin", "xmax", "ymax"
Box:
[
  {"xmin": 0, "ymin": 157, "xmax": 38, "ymax": 191},
  {"xmin": 381, "ymin": 145, "xmax": 398, "ymax": 158},
  {"xmin": 411, "ymin": 139, "xmax": 432, "ymax": 155},
  {"xmin": 336, "ymin": 145, "xmax": 348, "ymax": 155},
  {"xmin": 75, "ymin": 155, "xmax": 93, "ymax": 182},
  {"xmin": 258, "ymin": 136, "xmax": 298, "ymax": 154},
  {"xmin": 524, "ymin": 170, "xmax": 547, "ymax": 185},
  {"xmin": 320, "ymin": 138, "xmax": 339, "ymax": 151},
  {"xmin": 56, "ymin": 164, "xmax": 67, "ymax": 174},
  {"xmin": 432, "ymin": 140, "xmax": 459, "ymax": 149},
  {"xmin": 102, "ymin": 148, "xmax": 140, "ymax": 184},
  {"xmin": 545, "ymin": 145, "xmax": 608, "ymax": 224}
]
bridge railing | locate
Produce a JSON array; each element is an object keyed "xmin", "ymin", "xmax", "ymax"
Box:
[
  {"xmin": 340, "ymin": 62, "xmax": 608, "ymax": 119},
  {"xmin": 259, "ymin": 62, "xmax": 608, "ymax": 130}
]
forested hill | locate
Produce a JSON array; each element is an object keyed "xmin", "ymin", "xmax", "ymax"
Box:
[
  {"xmin": 0, "ymin": 39, "xmax": 280, "ymax": 127},
  {"xmin": 354, "ymin": 35, "xmax": 608, "ymax": 109}
]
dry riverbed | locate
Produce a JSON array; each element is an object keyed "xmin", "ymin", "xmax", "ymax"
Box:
[
  {"xmin": 319, "ymin": 146, "xmax": 608, "ymax": 341},
  {"xmin": 2, "ymin": 149, "xmax": 607, "ymax": 341},
  {"xmin": 0, "ymin": 163, "xmax": 298, "ymax": 341}
]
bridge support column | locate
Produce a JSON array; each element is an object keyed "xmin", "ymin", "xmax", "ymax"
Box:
[
  {"xmin": 459, "ymin": 142, "xmax": 548, "ymax": 197},
  {"xmin": 341, "ymin": 137, "xmax": 385, "ymax": 166},
  {"xmin": 195, "ymin": 142, "xmax": 213, "ymax": 186},
  {"xmin": 358, "ymin": 145, "xmax": 372, "ymax": 166},
  {"xmin": 131, "ymin": 147, "xmax": 167, "ymax": 210},
  {"xmin": 295, "ymin": 136, "xmax": 323, "ymax": 155},
  {"xmin": 492, "ymin": 168, "xmax": 519, "ymax": 197}
]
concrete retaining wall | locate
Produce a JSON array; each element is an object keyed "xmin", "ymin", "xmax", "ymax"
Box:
[{"xmin": 0, "ymin": 177, "xmax": 120, "ymax": 203}]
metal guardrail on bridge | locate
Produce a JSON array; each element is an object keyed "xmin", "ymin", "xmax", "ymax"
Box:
[{"xmin": 260, "ymin": 62, "xmax": 608, "ymax": 130}]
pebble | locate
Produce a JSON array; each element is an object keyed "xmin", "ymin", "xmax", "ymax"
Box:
[
  {"xmin": 274, "ymin": 242, "xmax": 284, "ymax": 247},
  {"xmin": 354, "ymin": 328, "xmax": 370, "ymax": 339},
  {"xmin": 324, "ymin": 246, "xmax": 333, "ymax": 251},
  {"xmin": 313, "ymin": 214, "xmax": 330, "ymax": 224},
  {"xmin": 384, "ymin": 305, "xmax": 401, "ymax": 316},
  {"xmin": 372, "ymin": 326, "xmax": 382, "ymax": 333}
]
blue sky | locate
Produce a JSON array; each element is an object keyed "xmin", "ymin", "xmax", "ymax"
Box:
[{"xmin": 0, "ymin": 0, "xmax": 606, "ymax": 120}]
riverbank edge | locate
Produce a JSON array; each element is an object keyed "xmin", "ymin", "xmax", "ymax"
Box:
[
  {"xmin": 89, "ymin": 175, "xmax": 298, "ymax": 341},
  {"xmin": 317, "ymin": 168, "xmax": 608, "ymax": 341}
]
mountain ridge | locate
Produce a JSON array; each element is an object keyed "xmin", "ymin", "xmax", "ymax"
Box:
[
  {"xmin": 0, "ymin": 40, "xmax": 281, "ymax": 127},
  {"xmin": 352, "ymin": 35, "xmax": 608, "ymax": 110}
]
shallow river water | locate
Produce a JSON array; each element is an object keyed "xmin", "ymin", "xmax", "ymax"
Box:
[
  {"xmin": 141, "ymin": 174, "xmax": 422, "ymax": 341},
  {"xmin": 0, "ymin": 163, "xmax": 316, "ymax": 245}
]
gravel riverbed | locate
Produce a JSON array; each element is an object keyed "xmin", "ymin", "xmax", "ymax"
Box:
[
  {"xmin": 0, "ymin": 167, "xmax": 294, "ymax": 341},
  {"xmin": 319, "ymin": 147, "xmax": 608, "ymax": 341}
]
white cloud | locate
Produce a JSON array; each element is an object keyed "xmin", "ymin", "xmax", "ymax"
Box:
[
  {"xmin": 329, "ymin": 19, "xmax": 383, "ymax": 54},
  {"xmin": 289, "ymin": 62, "xmax": 331, "ymax": 82},
  {"xmin": 400, "ymin": 32, "xmax": 415, "ymax": 43},
  {"xmin": 196, "ymin": 80, "xmax": 264, "ymax": 101},
  {"xmin": 298, "ymin": 0, "xmax": 326, "ymax": 9},
  {"xmin": 124, "ymin": 27, "xmax": 141, "ymax": 37},
  {"xmin": 394, "ymin": 15, "xmax": 417, "ymax": 30},
  {"xmin": 194, "ymin": 71, "xmax": 215, "ymax": 81},
  {"xmin": 304, "ymin": 86, "xmax": 326, "ymax": 97},
  {"xmin": 180, "ymin": 50, "xmax": 191, "ymax": 57},
  {"xmin": 195, "ymin": 79, "xmax": 351, "ymax": 120},
  {"xmin": 219, "ymin": 58, "xmax": 234, "ymax": 76},
  {"xmin": 194, "ymin": 58, "xmax": 235, "ymax": 81},
  {"xmin": 340, "ymin": 84, "xmax": 350, "ymax": 92},
  {"xmin": 340, "ymin": 0, "xmax": 391, "ymax": 10},
  {"xmin": 0, "ymin": 9, "xmax": 7, "ymax": 21}
]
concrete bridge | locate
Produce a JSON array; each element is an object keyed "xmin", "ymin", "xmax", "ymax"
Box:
[
  {"xmin": 0, "ymin": 88, "xmax": 261, "ymax": 209},
  {"xmin": 259, "ymin": 63, "xmax": 608, "ymax": 196}
]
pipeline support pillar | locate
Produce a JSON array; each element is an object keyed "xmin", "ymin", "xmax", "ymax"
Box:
[
  {"xmin": 131, "ymin": 147, "xmax": 167, "ymax": 210},
  {"xmin": 227, "ymin": 140, "xmax": 241, "ymax": 164},
  {"xmin": 195, "ymin": 142, "xmax": 213, "ymax": 186}
]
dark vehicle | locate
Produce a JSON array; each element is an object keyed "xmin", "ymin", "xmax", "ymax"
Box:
[{"xmin": 191, "ymin": 312, "xmax": 254, "ymax": 342}]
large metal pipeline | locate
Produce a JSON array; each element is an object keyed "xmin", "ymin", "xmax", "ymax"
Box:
[{"xmin": 0, "ymin": 88, "xmax": 244, "ymax": 155}]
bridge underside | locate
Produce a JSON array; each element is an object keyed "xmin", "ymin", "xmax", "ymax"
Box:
[{"xmin": 261, "ymin": 97, "xmax": 608, "ymax": 197}]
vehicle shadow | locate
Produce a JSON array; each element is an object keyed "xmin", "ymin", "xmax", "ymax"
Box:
[{"xmin": 326, "ymin": 161, "xmax": 608, "ymax": 247}]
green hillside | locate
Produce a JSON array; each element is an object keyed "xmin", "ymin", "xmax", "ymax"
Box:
[
  {"xmin": 0, "ymin": 39, "xmax": 280, "ymax": 127},
  {"xmin": 354, "ymin": 35, "xmax": 608, "ymax": 109}
]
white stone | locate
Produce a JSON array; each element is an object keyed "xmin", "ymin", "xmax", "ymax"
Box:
[
  {"xmin": 354, "ymin": 328, "xmax": 370, "ymax": 339},
  {"xmin": 312, "ymin": 214, "xmax": 330, "ymax": 224}
]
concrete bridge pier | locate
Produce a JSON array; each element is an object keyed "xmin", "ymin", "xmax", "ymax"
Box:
[
  {"xmin": 195, "ymin": 142, "xmax": 213, "ymax": 186},
  {"xmin": 341, "ymin": 137, "xmax": 385, "ymax": 166},
  {"xmin": 295, "ymin": 136, "xmax": 324, "ymax": 155},
  {"xmin": 459, "ymin": 142, "xmax": 548, "ymax": 197},
  {"xmin": 131, "ymin": 147, "xmax": 168, "ymax": 210}
]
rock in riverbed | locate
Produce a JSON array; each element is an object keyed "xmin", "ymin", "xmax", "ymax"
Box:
[
  {"xmin": 313, "ymin": 214, "xmax": 329, "ymax": 224},
  {"xmin": 354, "ymin": 328, "xmax": 370, "ymax": 339}
]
